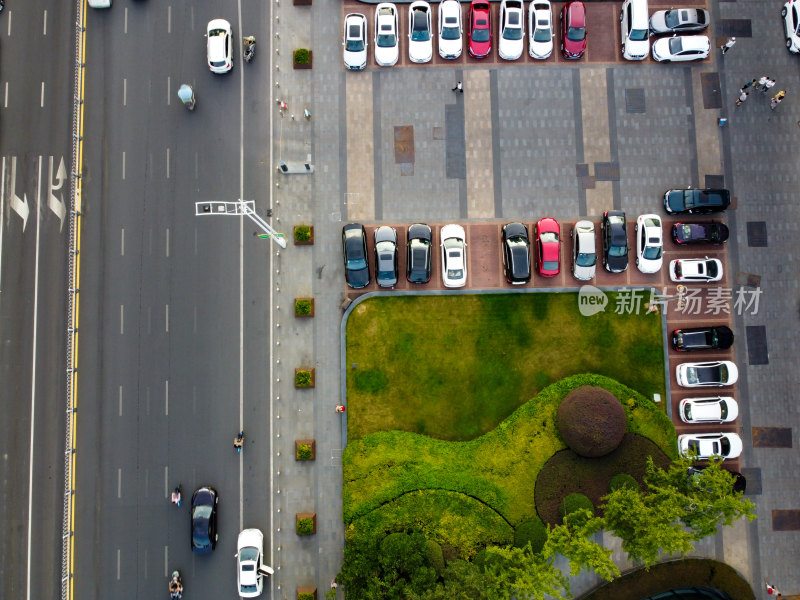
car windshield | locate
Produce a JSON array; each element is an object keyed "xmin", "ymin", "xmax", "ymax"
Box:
[
  {"xmin": 683, "ymin": 404, "xmax": 693, "ymax": 420},
  {"xmin": 577, "ymin": 252, "xmax": 596, "ymax": 267},
  {"xmin": 630, "ymin": 28, "xmax": 648, "ymax": 41},
  {"xmin": 533, "ymin": 24, "xmax": 552, "ymax": 42},
  {"xmin": 239, "ymin": 546, "xmax": 259, "ymax": 562},
  {"xmin": 472, "ymin": 19, "xmax": 491, "ymax": 42},
  {"xmin": 209, "ymin": 28, "xmax": 226, "ymax": 37},
  {"xmin": 442, "ymin": 25, "xmax": 461, "ymax": 40},
  {"xmin": 706, "ymin": 261, "xmax": 719, "ymax": 278},
  {"xmin": 718, "ymin": 364, "xmax": 728, "ymax": 381},
  {"xmin": 193, "ymin": 504, "xmax": 212, "ymax": 519},
  {"xmin": 668, "ymin": 37, "xmax": 685, "ymax": 54},
  {"xmin": 377, "ymin": 30, "xmax": 396, "ymax": 47},
  {"xmin": 719, "ymin": 401, "xmax": 728, "ymax": 419},
  {"xmin": 542, "ymin": 261, "xmax": 559, "ymax": 271},
  {"xmin": 609, "ymin": 244, "xmax": 626, "ymax": 257},
  {"xmin": 346, "ymin": 255, "xmax": 367, "ymax": 270},
  {"xmin": 686, "ymin": 367, "xmax": 699, "ymax": 384},
  {"xmin": 643, "ymin": 244, "xmax": 662, "ymax": 260},
  {"xmin": 412, "ymin": 11, "xmax": 430, "ymax": 41},
  {"xmin": 540, "ymin": 231, "xmax": 558, "ymax": 243},
  {"xmin": 719, "ymin": 438, "xmax": 731, "ymax": 454},
  {"xmin": 346, "ymin": 35, "xmax": 365, "ymax": 52},
  {"xmin": 664, "ymin": 10, "xmax": 681, "ymax": 28},
  {"xmin": 567, "ymin": 26, "xmax": 585, "ymax": 42}
]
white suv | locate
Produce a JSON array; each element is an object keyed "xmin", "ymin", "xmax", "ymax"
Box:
[{"xmin": 620, "ymin": 0, "xmax": 649, "ymax": 60}]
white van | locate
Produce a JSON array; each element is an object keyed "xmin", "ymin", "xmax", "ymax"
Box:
[{"xmin": 620, "ymin": 0, "xmax": 649, "ymax": 60}]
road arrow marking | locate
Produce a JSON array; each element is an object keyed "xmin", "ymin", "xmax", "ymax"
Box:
[
  {"xmin": 9, "ymin": 157, "xmax": 29, "ymax": 231},
  {"xmin": 48, "ymin": 156, "xmax": 66, "ymax": 230}
]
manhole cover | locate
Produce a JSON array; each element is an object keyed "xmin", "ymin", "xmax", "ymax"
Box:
[
  {"xmin": 625, "ymin": 88, "xmax": 646, "ymax": 113},
  {"xmin": 747, "ymin": 221, "xmax": 768, "ymax": 247},
  {"xmin": 746, "ymin": 325, "xmax": 769, "ymax": 364}
]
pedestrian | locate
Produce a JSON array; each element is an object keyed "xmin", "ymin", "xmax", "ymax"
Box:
[
  {"xmin": 452, "ymin": 81, "xmax": 463, "ymax": 93},
  {"xmin": 741, "ymin": 79, "xmax": 756, "ymax": 92},
  {"xmin": 335, "ymin": 405, "xmax": 346, "ymax": 413},
  {"xmin": 763, "ymin": 78, "xmax": 776, "ymax": 93},
  {"xmin": 720, "ymin": 37, "xmax": 736, "ymax": 54},
  {"xmin": 755, "ymin": 75, "xmax": 769, "ymax": 91},
  {"xmin": 770, "ymin": 90, "xmax": 786, "ymax": 110},
  {"xmin": 735, "ymin": 90, "xmax": 748, "ymax": 106},
  {"xmin": 766, "ymin": 582, "xmax": 780, "ymax": 596}
]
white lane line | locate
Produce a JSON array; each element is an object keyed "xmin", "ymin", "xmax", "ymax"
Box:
[
  {"xmin": 117, "ymin": 468, "xmax": 122, "ymax": 498},
  {"xmin": 120, "ymin": 227, "xmax": 125, "ymax": 256},
  {"xmin": 40, "ymin": 82, "xmax": 44, "ymax": 108},
  {"xmin": 167, "ymin": 5, "xmax": 172, "ymax": 33},
  {"xmin": 117, "ymin": 549, "xmax": 121, "ymax": 580},
  {"xmin": 123, "ymin": 78, "xmax": 127, "ymax": 107},
  {"xmin": 4, "ymin": 81, "xmax": 8, "ymax": 107},
  {"xmin": 164, "ymin": 467, "xmax": 168, "ymax": 499},
  {"xmin": 166, "ymin": 148, "xmax": 170, "ymax": 179},
  {"xmin": 7, "ymin": 12, "xmax": 11, "ymax": 35},
  {"xmin": 124, "ymin": 7, "xmax": 128, "ymax": 34},
  {"xmin": 122, "ymin": 151, "xmax": 126, "ymax": 180},
  {"xmin": 25, "ymin": 155, "xmax": 44, "ymax": 600},
  {"xmin": 165, "ymin": 304, "xmax": 169, "ymax": 333},
  {"xmin": 167, "ymin": 76, "xmax": 171, "ymax": 105},
  {"xmin": 165, "ymin": 228, "xmax": 170, "ymax": 257},
  {"xmin": 120, "ymin": 305, "xmax": 124, "ymax": 335},
  {"xmin": 237, "ymin": 0, "xmax": 245, "ymax": 534},
  {"xmin": 119, "ymin": 385, "xmax": 123, "ymax": 417},
  {"xmin": 164, "ymin": 546, "xmax": 168, "ymax": 577},
  {"xmin": 165, "ymin": 380, "xmax": 169, "ymax": 415},
  {"xmin": 42, "ymin": 10, "xmax": 47, "ymax": 35}
]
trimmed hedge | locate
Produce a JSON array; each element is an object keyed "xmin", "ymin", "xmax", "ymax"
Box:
[
  {"xmin": 559, "ymin": 493, "xmax": 594, "ymax": 521},
  {"xmin": 513, "ymin": 518, "xmax": 548, "ymax": 553},
  {"xmin": 297, "ymin": 517, "xmax": 315, "ymax": 536},
  {"xmin": 293, "ymin": 48, "xmax": 310, "ymax": 64},
  {"xmin": 426, "ymin": 540, "xmax": 445, "ymax": 577},
  {"xmin": 557, "ymin": 386, "xmax": 626, "ymax": 457},
  {"xmin": 610, "ymin": 473, "xmax": 639, "ymax": 492}
]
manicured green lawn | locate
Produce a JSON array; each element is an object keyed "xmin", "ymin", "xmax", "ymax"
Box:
[{"xmin": 346, "ymin": 292, "xmax": 666, "ymax": 441}]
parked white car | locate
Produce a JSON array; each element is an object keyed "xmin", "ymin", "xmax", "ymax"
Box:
[
  {"xmin": 782, "ymin": 0, "xmax": 800, "ymax": 53},
  {"xmin": 441, "ymin": 224, "xmax": 467, "ymax": 288},
  {"xmin": 438, "ymin": 0, "xmax": 464, "ymax": 59},
  {"xmin": 236, "ymin": 529, "xmax": 274, "ymax": 598},
  {"xmin": 528, "ymin": 0, "xmax": 554, "ymax": 58},
  {"xmin": 652, "ymin": 35, "xmax": 710, "ymax": 62},
  {"xmin": 678, "ymin": 432, "xmax": 743, "ymax": 460},
  {"xmin": 676, "ymin": 361, "xmax": 738, "ymax": 388},
  {"xmin": 374, "ymin": 3, "xmax": 400, "ymax": 66},
  {"xmin": 408, "ymin": 1, "xmax": 433, "ymax": 63},
  {"xmin": 343, "ymin": 13, "xmax": 368, "ymax": 70},
  {"xmin": 620, "ymin": 0, "xmax": 650, "ymax": 60},
  {"xmin": 635, "ymin": 214, "xmax": 663, "ymax": 274},
  {"xmin": 669, "ymin": 257, "xmax": 722, "ymax": 282},
  {"xmin": 679, "ymin": 396, "xmax": 739, "ymax": 424},
  {"xmin": 570, "ymin": 220, "xmax": 596, "ymax": 281},
  {"xmin": 499, "ymin": 0, "xmax": 525, "ymax": 60}
]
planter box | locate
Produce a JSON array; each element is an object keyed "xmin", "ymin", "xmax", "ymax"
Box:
[
  {"xmin": 293, "ymin": 0, "xmax": 312, "ymax": 5},
  {"xmin": 296, "ymin": 512, "xmax": 317, "ymax": 535},
  {"xmin": 294, "ymin": 298, "xmax": 315, "ymax": 318},
  {"xmin": 295, "ymin": 439, "xmax": 316, "ymax": 461},
  {"xmin": 297, "ymin": 588, "xmax": 317, "ymax": 600},
  {"xmin": 294, "ymin": 225, "xmax": 314, "ymax": 245},
  {"xmin": 293, "ymin": 50, "xmax": 313, "ymax": 70},
  {"xmin": 295, "ymin": 367, "xmax": 315, "ymax": 388}
]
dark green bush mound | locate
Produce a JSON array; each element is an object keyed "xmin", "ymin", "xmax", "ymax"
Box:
[
  {"xmin": 293, "ymin": 48, "xmax": 310, "ymax": 64},
  {"xmin": 558, "ymin": 493, "xmax": 594, "ymax": 521},
  {"xmin": 534, "ymin": 433, "xmax": 671, "ymax": 526},
  {"xmin": 557, "ymin": 386, "xmax": 626, "ymax": 457},
  {"xmin": 426, "ymin": 540, "xmax": 445, "ymax": 577},
  {"xmin": 513, "ymin": 518, "xmax": 548, "ymax": 553},
  {"xmin": 609, "ymin": 473, "xmax": 639, "ymax": 492}
]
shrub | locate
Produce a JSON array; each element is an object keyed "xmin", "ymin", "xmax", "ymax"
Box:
[
  {"xmin": 294, "ymin": 48, "xmax": 310, "ymax": 64},
  {"xmin": 298, "ymin": 594, "xmax": 315, "ymax": 600},
  {"xmin": 296, "ymin": 370, "xmax": 312, "ymax": 387},
  {"xmin": 610, "ymin": 473, "xmax": 639, "ymax": 492},
  {"xmin": 426, "ymin": 540, "xmax": 445, "ymax": 577},
  {"xmin": 297, "ymin": 517, "xmax": 315, "ymax": 535},
  {"xmin": 295, "ymin": 299, "xmax": 312, "ymax": 316},
  {"xmin": 297, "ymin": 443, "xmax": 313, "ymax": 460},
  {"xmin": 557, "ymin": 386, "xmax": 626, "ymax": 457},
  {"xmin": 294, "ymin": 225, "xmax": 312, "ymax": 242},
  {"xmin": 558, "ymin": 493, "xmax": 594, "ymax": 521},
  {"xmin": 513, "ymin": 518, "xmax": 548, "ymax": 553}
]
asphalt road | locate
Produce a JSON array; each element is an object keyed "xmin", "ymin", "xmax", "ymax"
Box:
[
  {"xmin": 0, "ymin": 1, "xmax": 77, "ymax": 599},
  {"xmin": 73, "ymin": 1, "xmax": 275, "ymax": 599}
]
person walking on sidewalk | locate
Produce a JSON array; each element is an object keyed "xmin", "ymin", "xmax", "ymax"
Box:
[
  {"xmin": 720, "ymin": 37, "xmax": 736, "ymax": 54},
  {"xmin": 770, "ymin": 90, "xmax": 786, "ymax": 110},
  {"xmin": 763, "ymin": 77, "xmax": 776, "ymax": 94},
  {"xmin": 735, "ymin": 90, "xmax": 749, "ymax": 106},
  {"xmin": 452, "ymin": 81, "xmax": 463, "ymax": 93},
  {"xmin": 755, "ymin": 75, "xmax": 769, "ymax": 91},
  {"xmin": 741, "ymin": 79, "xmax": 756, "ymax": 93}
]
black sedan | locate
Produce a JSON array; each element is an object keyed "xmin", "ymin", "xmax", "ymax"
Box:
[
  {"xmin": 501, "ymin": 222, "xmax": 531, "ymax": 284},
  {"xmin": 672, "ymin": 221, "xmax": 729, "ymax": 244},
  {"xmin": 601, "ymin": 210, "xmax": 628, "ymax": 273},
  {"xmin": 191, "ymin": 486, "xmax": 218, "ymax": 554},
  {"xmin": 342, "ymin": 223, "xmax": 370, "ymax": 288},
  {"xmin": 663, "ymin": 189, "xmax": 731, "ymax": 214},
  {"xmin": 672, "ymin": 325, "xmax": 734, "ymax": 352},
  {"xmin": 406, "ymin": 223, "xmax": 432, "ymax": 283}
]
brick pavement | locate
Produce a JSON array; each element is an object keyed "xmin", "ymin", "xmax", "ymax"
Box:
[{"xmin": 271, "ymin": 0, "xmax": 800, "ymax": 596}]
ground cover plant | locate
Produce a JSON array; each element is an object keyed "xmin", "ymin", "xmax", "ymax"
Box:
[{"xmin": 345, "ymin": 293, "xmax": 666, "ymax": 441}]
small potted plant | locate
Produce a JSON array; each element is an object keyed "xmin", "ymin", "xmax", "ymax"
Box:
[
  {"xmin": 293, "ymin": 48, "xmax": 313, "ymax": 69},
  {"xmin": 295, "ymin": 368, "xmax": 315, "ymax": 388},
  {"xmin": 295, "ymin": 440, "xmax": 316, "ymax": 460},
  {"xmin": 294, "ymin": 225, "xmax": 314, "ymax": 245},
  {"xmin": 297, "ymin": 588, "xmax": 317, "ymax": 600},
  {"xmin": 295, "ymin": 298, "xmax": 315, "ymax": 317},
  {"xmin": 296, "ymin": 513, "xmax": 317, "ymax": 535}
]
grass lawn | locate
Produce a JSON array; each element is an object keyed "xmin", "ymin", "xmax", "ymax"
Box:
[{"xmin": 346, "ymin": 292, "xmax": 666, "ymax": 441}]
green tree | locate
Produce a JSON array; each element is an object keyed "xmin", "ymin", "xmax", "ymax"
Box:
[
  {"xmin": 482, "ymin": 545, "xmax": 571, "ymax": 600},
  {"xmin": 378, "ymin": 531, "xmax": 438, "ymax": 598},
  {"xmin": 543, "ymin": 510, "xmax": 619, "ymax": 582}
]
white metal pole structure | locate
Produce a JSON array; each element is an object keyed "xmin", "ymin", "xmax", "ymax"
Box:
[{"xmin": 195, "ymin": 200, "xmax": 287, "ymax": 248}]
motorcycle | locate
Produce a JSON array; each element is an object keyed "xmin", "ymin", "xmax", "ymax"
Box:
[
  {"xmin": 171, "ymin": 484, "xmax": 182, "ymax": 506},
  {"xmin": 243, "ymin": 36, "xmax": 256, "ymax": 63},
  {"xmin": 177, "ymin": 84, "xmax": 195, "ymax": 111},
  {"xmin": 234, "ymin": 431, "xmax": 244, "ymax": 453},
  {"xmin": 169, "ymin": 570, "xmax": 183, "ymax": 600}
]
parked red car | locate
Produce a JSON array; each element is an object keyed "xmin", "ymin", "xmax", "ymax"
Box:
[
  {"xmin": 560, "ymin": 1, "xmax": 587, "ymax": 59},
  {"xmin": 535, "ymin": 217, "xmax": 561, "ymax": 277},
  {"xmin": 468, "ymin": 1, "xmax": 493, "ymax": 58}
]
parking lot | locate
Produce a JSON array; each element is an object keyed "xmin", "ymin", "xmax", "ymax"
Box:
[{"xmin": 342, "ymin": 0, "xmax": 713, "ymax": 68}]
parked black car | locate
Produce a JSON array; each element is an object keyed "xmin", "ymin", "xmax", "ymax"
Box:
[
  {"xmin": 672, "ymin": 221, "xmax": 730, "ymax": 244},
  {"xmin": 342, "ymin": 223, "xmax": 370, "ymax": 288},
  {"xmin": 601, "ymin": 210, "xmax": 628, "ymax": 273},
  {"xmin": 406, "ymin": 223, "xmax": 432, "ymax": 283},
  {"xmin": 688, "ymin": 466, "xmax": 746, "ymax": 494},
  {"xmin": 672, "ymin": 325, "xmax": 734, "ymax": 352},
  {"xmin": 501, "ymin": 222, "xmax": 531, "ymax": 284},
  {"xmin": 191, "ymin": 486, "xmax": 219, "ymax": 554},
  {"xmin": 663, "ymin": 188, "xmax": 731, "ymax": 214}
]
